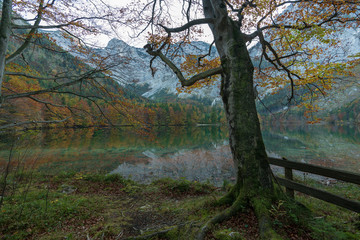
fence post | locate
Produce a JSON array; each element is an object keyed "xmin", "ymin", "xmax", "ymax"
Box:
[{"xmin": 285, "ymin": 167, "xmax": 294, "ymax": 199}]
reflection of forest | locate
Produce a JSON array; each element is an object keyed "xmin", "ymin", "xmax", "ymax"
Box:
[
  {"xmin": 0, "ymin": 126, "xmax": 228, "ymax": 173},
  {"xmin": 1, "ymin": 124, "xmax": 358, "ymax": 177}
]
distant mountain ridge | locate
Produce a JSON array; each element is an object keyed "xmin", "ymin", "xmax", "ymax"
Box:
[
  {"xmin": 97, "ymin": 39, "xmax": 222, "ymax": 103},
  {"xmin": 48, "ymin": 19, "xmax": 360, "ymax": 114}
]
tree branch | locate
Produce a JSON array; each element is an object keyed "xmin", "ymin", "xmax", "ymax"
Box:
[
  {"xmin": 6, "ymin": 0, "xmax": 44, "ymax": 63},
  {"xmin": 159, "ymin": 18, "xmax": 214, "ymax": 33},
  {"xmin": 144, "ymin": 44, "xmax": 222, "ymax": 87},
  {"xmin": 11, "ymin": 15, "xmax": 112, "ymax": 30},
  {"xmin": 4, "ymin": 71, "xmax": 80, "ymax": 81},
  {"xmin": 3, "ymin": 69, "xmax": 102, "ymax": 100}
]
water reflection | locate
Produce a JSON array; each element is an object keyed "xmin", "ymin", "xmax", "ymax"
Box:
[
  {"xmin": 0, "ymin": 124, "xmax": 359, "ymax": 185},
  {"xmin": 262, "ymin": 124, "xmax": 360, "ymax": 173},
  {"xmin": 110, "ymin": 145, "xmax": 234, "ymax": 186}
]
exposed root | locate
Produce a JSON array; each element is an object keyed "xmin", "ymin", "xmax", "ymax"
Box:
[
  {"xmin": 214, "ymin": 183, "xmax": 238, "ymax": 207},
  {"xmin": 124, "ymin": 226, "xmax": 174, "ymax": 240},
  {"xmin": 197, "ymin": 193, "xmax": 284, "ymax": 240},
  {"xmin": 124, "ymin": 221, "xmax": 199, "ymax": 240},
  {"xmin": 197, "ymin": 196, "xmax": 246, "ymax": 240},
  {"xmin": 252, "ymin": 197, "xmax": 283, "ymax": 240}
]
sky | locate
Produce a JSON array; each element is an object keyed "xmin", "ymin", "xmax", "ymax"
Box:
[
  {"xmin": 16, "ymin": 0, "xmax": 242, "ymax": 49},
  {"xmin": 93, "ymin": 0, "xmax": 214, "ymax": 48}
]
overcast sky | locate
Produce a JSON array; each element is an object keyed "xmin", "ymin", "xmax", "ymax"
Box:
[{"xmin": 94, "ymin": 0, "xmax": 213, "ymax": 48}]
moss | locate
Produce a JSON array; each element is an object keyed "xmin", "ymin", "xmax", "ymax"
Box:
[
  {"xmin": 214, "ymin": 229, "xmax": 244, "ymax": 240},
  {"xmin": 164, "ymin": 226, "xmax": 180, "ymax": 239},
  {"xmin": 122, "ymin": 184, "xmax": 142, "ymax": 194},
  {"xmin": 152, "ymin": 177, "xmax": 215, "ymax": 195},
  {"xmin": 0, "ymin": 189, "xmax": 101, "ymax": 239},
  {"xmin": 2, "ymin": 171, "xmax": 359, "ymax": 240},
  {"xmin": 82, "ymin": 173, "xmax": 133, "ymax": 184},
  {"xmin": 251, "ymin": 196, "xmax": 284, "ymax": 240},
  {"xmin": 92, "ymin": 223, "xmax": 123, "ymax": 239}
]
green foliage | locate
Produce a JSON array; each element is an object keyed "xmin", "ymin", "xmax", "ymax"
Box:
[
  {"xmin": 214, "ymin": 229, "xmax": 244, "ymax": 240},
  {"xmin": 0, "ymin": 189, "xmax": 97, "ymax": 239},
  {"xmin": 269, "ymin": 200, "xmax": 287, "ymax": 227},
  {"xmin": 293, "ymin": 178, "xmax": 360, "ymax": 239},
  {"xmin": 82, "ymin": 173, "xmax": 133, "ymax": 185},
  {"xmin": 153, "ymin": 177, "xmax": 215, "ymax": 195}
]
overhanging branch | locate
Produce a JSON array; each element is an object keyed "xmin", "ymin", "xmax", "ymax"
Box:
[
  {"xmin": 144, "ymin": 45, "xmax": 222, "ymax": 87},
  {"xmin": 159, "ymin": 18, "xmax": 214, "ymax": 33},
  {"xmin": 6, "ymin": 0, "xmax": 44, "ymax": 63},
  {"xmin": 3, "ymin": 69, "xmax": 102, "ymax": 100}
]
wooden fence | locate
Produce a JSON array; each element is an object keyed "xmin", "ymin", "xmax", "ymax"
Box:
[{"xmin": 268, "ymin": 157, "xmax": 360, "ymax": 213}]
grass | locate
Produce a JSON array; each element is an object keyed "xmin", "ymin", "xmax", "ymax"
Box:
[
  {"xmin": 292, "ymin": 177, "xmax": 360, "ymax": 239},
  {"xmin": 0, "ymin": 171, "xmax": 359, "ymax": 239}
]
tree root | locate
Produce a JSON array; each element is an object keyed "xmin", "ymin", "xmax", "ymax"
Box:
[
  {"xmin": 124, "ymin": 227, "xmax": 175, "ymax": 240},
  {"xmin": 197, "ymin": 197, "xmax": 245, "ymax": 240},
  {"xmin": 197, "ymin": 194, "xmax": 283, "ymax": 240},
  {"xmin": 251, "ymin": 197, "xmax": 283, "ymax": 240},
  {"xmin": 124, "ymin": 221, "xmax": 199, "ymax": 240}
]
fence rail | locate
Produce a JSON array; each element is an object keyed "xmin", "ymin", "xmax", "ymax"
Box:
[{"xmin": 268, "ymin": 157, "xmax": 360, "ymax": 213}]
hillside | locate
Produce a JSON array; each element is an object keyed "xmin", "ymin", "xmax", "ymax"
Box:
[{"xmin": 1, "ymin": 30, "xmax": 225, "ymax": 129}]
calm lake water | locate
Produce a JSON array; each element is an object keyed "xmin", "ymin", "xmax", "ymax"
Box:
[{"xmin": 0, "ymin": 124, "xmax": 359, "ymax": 185}]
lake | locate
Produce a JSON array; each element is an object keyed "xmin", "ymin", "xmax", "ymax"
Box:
[{"xmin": 0, "ymin": 124, "xmax": 359, "ymax": 185}]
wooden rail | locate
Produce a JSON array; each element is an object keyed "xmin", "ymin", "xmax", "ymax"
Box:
[{"xmin": 268, "ymin": 157, "xmax": 360, "ymax": 213}]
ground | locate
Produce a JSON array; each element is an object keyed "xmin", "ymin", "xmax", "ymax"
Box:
[{"xmin": 0, "ymin": 172, "xmax": 359, "ymax": 239}]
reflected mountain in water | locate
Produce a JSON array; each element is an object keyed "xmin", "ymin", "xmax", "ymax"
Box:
[{"xmin": 110, "ymin": 144, "xmax": 234, "ymax": 186}]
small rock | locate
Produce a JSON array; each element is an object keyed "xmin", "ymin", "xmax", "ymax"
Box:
[
  {"xmin": 59, "ymin": 184, "xmax": 77, "ymax": 194},
  {"xmin": 139, "ymin": 204, "xmax": 151, "ymax": 211}
]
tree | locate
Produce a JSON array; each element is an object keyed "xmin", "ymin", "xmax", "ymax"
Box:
[
  {"xmin": 0, "ymin": 0, "xmax": 132, "ymax": 129},
  {"xmin": 126, "ymin": 0, "xmax": 359, "ymax": 238}
]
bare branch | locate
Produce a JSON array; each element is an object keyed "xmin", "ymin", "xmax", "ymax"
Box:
[
  {"xmin": 4, "ymin": 72, "xmax": 80, "ymax": 81},
  {"xmin": 6, "ymin": 0, "xmax": 44, "ymax": 63},
  {"xmin": 198, "ymin": 40, "xmax": 215, "ymax": 66},
  {"xmin": 3, "ymin": 69, "xmax": 103, "ymax": 100},
  {"xmin": 257, "ymin": 29, "xmax": 300, "ymax": 102},
  {"xmin": 144, "ymin": 44, "xmax": 222, "ymax": 87},
  {"xmin": 160, "ymin": 18, "xmax": 214, "ymax": 33},
  {"xmin": 54, "ymin": 91, "xmax": 113, "ymax": 125},
  {"xmin": 11, "ymin": 15, "xmax": 113, "ymax": 30}
]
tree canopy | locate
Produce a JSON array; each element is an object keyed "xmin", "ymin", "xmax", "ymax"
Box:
[{"xmin": 127, "ymin": 0, "xmax": 359, "ymax": 120}]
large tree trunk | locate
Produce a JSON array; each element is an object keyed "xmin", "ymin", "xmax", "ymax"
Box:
[
  {"xmin": 219, "ymin": 27, "xmax": 273, "ymax": 198},
  {"xmin": 198, "ymin": 1, "xmax": 279, "ymax": 238},
  {"xmin": 204, "ymin": 0, "xmax": 273, "ymax": 202}
]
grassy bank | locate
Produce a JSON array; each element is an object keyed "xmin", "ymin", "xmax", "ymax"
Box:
[{"xmin": 0, "ymin": 172, "xmax": 359, "ymax": 239}]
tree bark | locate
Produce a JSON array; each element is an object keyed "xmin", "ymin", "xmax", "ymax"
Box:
[
  {"xmin": 0, "ymin": 0, "xmax": 12, "ymax": 99},
  {"xmin": 204, "ymin": 0, "xmax": 273, "ymax": 200},
  {"xmin": 197, "ymin": 2, "xmax": 279, "ymax": 238}
]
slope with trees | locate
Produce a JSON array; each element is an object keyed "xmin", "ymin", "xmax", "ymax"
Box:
[
  {"xmin": 0, "ymin": 0, "xmax": 138, "ymax": 129},
  {"xmin": 0, "ymin": 0, "xmax": 226, "ymax": 130}
]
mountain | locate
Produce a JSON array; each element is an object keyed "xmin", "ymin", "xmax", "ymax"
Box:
[
  {"xmin": 48, "ymin": 18, "xmax": 360, "ymax": 122},
  {"xmin": 249, "ymin": 20, "xmax": 360, "ymax": 122},
  {"xmin": 1, "ymin": 29, "xmax": 226, "ymax": 128},
  {"xmin": 96, "ymin": 39, "xmax": 222, "ymax": 103},
  {"xmin": 95, "ymin": 24, "xmax": 359, "ymax": 105}
]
